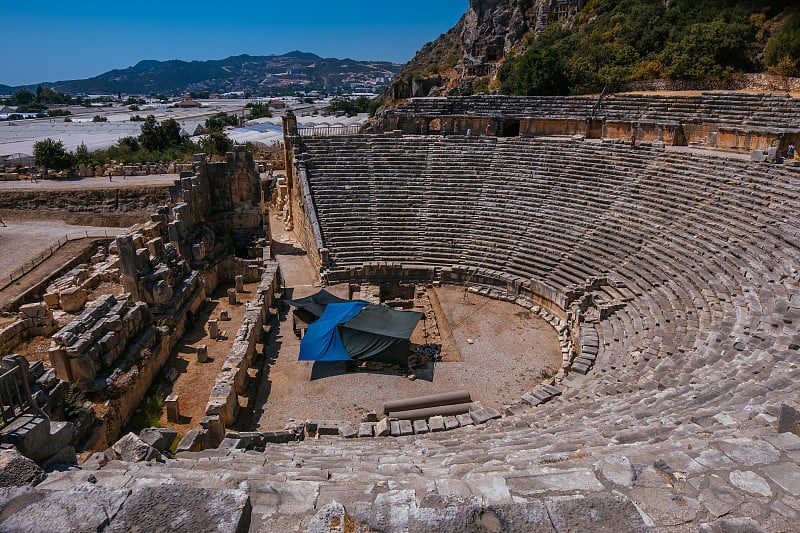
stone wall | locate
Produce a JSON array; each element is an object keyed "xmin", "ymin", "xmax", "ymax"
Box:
[
  {"xmin": 286, "ymin": 145, "xmax": 325, "ymax": 274},
  {"xmin": 0, "ymin": 187, "xmax": 169, "ymax": 213},
  {"xmin": 196, "ymin": 262, "xmax": 281, "ymax": 449},
  {"xmin": 0, "ymin": 303, "xmax": 58, "ymax": 356}
]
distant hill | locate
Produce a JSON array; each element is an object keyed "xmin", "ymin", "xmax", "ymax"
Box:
[
  {"xmin": 4, "ymin": 51, "xmax": 401, "ymax": 96},
  {"xmin": 390, "ymin": 0, "xmax": 800, "ymax": 98}
]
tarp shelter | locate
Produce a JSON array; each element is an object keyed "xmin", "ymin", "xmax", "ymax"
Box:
[
  {"xmin": 299, "ymin": 302, "xmax": 423, "ymax": 367},
  {"xmin": 287, "ymin": 289, "xmax": 349, "ymax": 324}
]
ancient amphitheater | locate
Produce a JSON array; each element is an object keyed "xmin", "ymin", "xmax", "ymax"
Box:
[{"xmin": 2, "ymin": 93, "xmax": 800, "ymax": 532}]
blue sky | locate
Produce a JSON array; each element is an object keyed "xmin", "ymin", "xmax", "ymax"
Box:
[{"xmin": 1, "ymin": 1, "xmax": 467, "ymax": 86}]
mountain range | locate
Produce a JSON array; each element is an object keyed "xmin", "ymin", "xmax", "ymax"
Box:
[{"xmin": 1, "ymin": 51, "xmax": 401, "ymax": 97}]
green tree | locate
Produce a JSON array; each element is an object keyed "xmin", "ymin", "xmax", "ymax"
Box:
[
  {"xmin": 660, "ymin": 19, "xmax": 754, "ymax": 80},
  {"xmin": 499, "ymin": 46, "xmax": 571, "ymax": 95},
  {"xmin": 9, "ymin": 89, "xmax": 36, "ymax": 106},
  {"xmin": 204, "ymin": 112, "xmax": 239, "ymax": 131},
  {"xmin": 765, "ymin": 12, "xmax": 800, "ymax": 76},
  {"xmin": 161, "ymin": 118, "xmax": 183, "ymax": 147},
  {"xmin": 74, "ymin": 142, "xmax": 90, "ymax": 164},
  {"xmin": 201, "ymin": 130, "xmax": 233, "ymax": 157},
  {"xmin": 139, "ymin": 115, "xmax": 164, "ymax": 151},
  {"xmin": 327, "ymin": 96, "xmax": 373, "ymax": 116},
  {"xmin": 245, "ymin": 102, "xmax": 272, "ymax": 120},
  {"xmin": 34, "ymin": 138, "xmax": 75, "ymax": 174}
]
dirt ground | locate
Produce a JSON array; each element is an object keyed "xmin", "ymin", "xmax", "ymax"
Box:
[
  {"xmin": 154, "ymin": 280, "xmax": 262, "ymax": 432},
  {"xmin": 252, "ymin": 214, "xmax": 563, "ymax": 430},
  {"xmin": 3, "ymin": 204, "xmax": 563, "ymax": 440}
]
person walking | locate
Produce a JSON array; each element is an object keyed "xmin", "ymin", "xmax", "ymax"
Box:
[
  {"xmin": 788, "ymin": 142, "xmax": 795, "ymax": 160},
  {"xmin": 630, "ymin": 132, "xmax": 636, "ymax": 149}
]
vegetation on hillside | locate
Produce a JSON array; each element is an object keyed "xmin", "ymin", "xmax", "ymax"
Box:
[
  {"xmin": 327, "ymin": 96, "xmax": 380, "ymax": 117},
  {"xmin": 498, "ymin": 0, "xmax": 800, "ymax": 95}
]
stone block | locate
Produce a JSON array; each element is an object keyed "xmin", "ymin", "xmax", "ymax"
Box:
[
  {"xmin": 304, "ymin": 420, "xmax": 318, "ymax": 437},
  {"xmin": 413, "ymin": 420, "xmax": 429, "ymax": 434},
  {"xmin": 357, "ymin": 423, "xmax": 374, "ymax": 438},
  {"xmin": 112, "ymin": 432, "xmax": 160, "ymax": 462},
  {"xmin": 208, "ymin": 319, "xmax": 219, "ymax": 340},
  {"xmin": 317, "ymin": 422, "xmax": 339, "ymax": 436},
  {"xmin": 165, "ymin": 394, "xmax": 180, "ymax": 423},
  {"xmin": 235, "ymin": 275, "xmax": 244, "ymax": 293},
  {"xmin": 68, "ymin": 355, "xmax": 96, "ymax": 383},
  {"xmin": 227, "ymin": 288, "xmax": 237, "ymax": 305},
  {"xmin": 59, "ymin": 287, "xmax": 87, "ymax": 313},
  {"xmin": 219, "ymin": 310, "xmax": 230, "ymax": 321},
  {"xmin": 43, "ymin": 292, "xmax": 60, "ymax": 308},
  {"xmin": 443, "ymin": 416, "xmax": 460, "ymax": 430},
  {"xmin": 160, "ymin": 366, "xmax": 179, "ymax": 383},
  {"xmin": 456, "ymin": 413, "xmax": 474, "ymax": 427},
  {"xmin": 18, "ymin": 303, "xmax": 47, "ymax": 319},
  {"xmin": 375, "ymin": 418, "xmax": 390, "ymax": 437},
  {"xmin": 338, "ymin": 424, "xmax": 357, "ymax": 438},
  {"xmin": 0, "ymin": 448, "xmax": 46, "ymax": 487},
  {"xmin": 139, "ymin": 427, "xmax": 178, "ymax": 452},
  {"xmin": 151, "ymin": 280, "xmax": 173, "ymax": 305},
  {"xmin": 176, "ymin": 429, "xmax": 207, "ymax": 453},
  {"xmin": 779, "ymin": 400, "xmax": 800, "ymax": 436},
  {"xmin": 389, "ymin": 420, "xmax": 401, "ymax": 437},
  {"xmin": 399, "ymin": 419, "xmax": 414, "ymax": 436},
  {"xmin": 48, "ymin": 346, "xmax": 71, "ymax": 382},
  {"xmin": 428, "ymin": 415, "xmax": 445, "ymax": 432},
  {"xmin": 196, "ymin": 345, "xmax": 208, "ymax": 363},
  {"xmin": 470, "ymin": 406, "xmax": 502, "ymax": 425}
]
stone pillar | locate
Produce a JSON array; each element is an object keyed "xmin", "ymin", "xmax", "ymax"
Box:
[
  {"xmin": 228, "ymin": 288, "xmax": 237, "ymax": 305},
  {"xmin": 208, "ymin": 319, "xmax": 219, "ymax": 340},
  {"xmin": 165, "ymin": 395, "xmax": 180, "ymax": 423},
  {"xmin": 196, "ymin": 345, "xmax": 208, "ymax": 363},
  {"xmin": 116, "ymin": 236, "xmax": 137, "ymax": 277},
  {"xmin": 235, "ymin": 275, "xmax": 244, "ymax": 293}
]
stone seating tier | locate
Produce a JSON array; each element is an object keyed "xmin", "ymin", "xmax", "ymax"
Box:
[
  {"xmin": 9, "ymin": 134, "xmax": 798, "ymax": 530},
  {"xmin": 385, "ymin": 93, "xmax": 800, "ymax": 130},
  {"xmin": 298, "ymin": 136, "xmax": 800, "ymax": 440}
]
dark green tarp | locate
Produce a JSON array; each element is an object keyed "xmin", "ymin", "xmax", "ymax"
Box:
[
  {"xmin": 298, "ymin": 302, "xmax": 423, "ymax": 367},
  {"xmin": 339, "ymin": 305, "xmax": 424, "ymax": 366},
  {"xmin": 287, "ymin": 289, "xmax": 348, "ymax": 322}
]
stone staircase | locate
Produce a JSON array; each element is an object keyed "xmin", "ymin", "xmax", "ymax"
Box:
[{"xmin": 6, "ymin": 405, "xmax": 799, "ymax": 531}]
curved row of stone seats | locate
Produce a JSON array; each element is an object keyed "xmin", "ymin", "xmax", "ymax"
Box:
[
  {"xmin": 298, "ymin": 135, "xmax": 800, "ymax": 420},
  {"xmin": 17, "ymin": 401, "xmax": 800, "ymax": 530},
  {"xmin": 383, "ymin": 92, "xmax": 800, "ymax": 130},
  {"xmin": 27, "ymin": 133, "xmax": 793, "ymax": 529}
]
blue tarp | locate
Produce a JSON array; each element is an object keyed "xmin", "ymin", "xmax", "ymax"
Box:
[{"xmin": 298, "ymin": 301, "xmax": 369, "ymax": 361}]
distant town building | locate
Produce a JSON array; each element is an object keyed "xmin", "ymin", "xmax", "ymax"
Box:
[{"xmin": 176, "ymin": 99, "xmax": 201, "ymax": 108}]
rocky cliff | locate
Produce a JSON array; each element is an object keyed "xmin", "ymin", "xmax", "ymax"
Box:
[
  {"xmin": 389, "ymin": 0, "xmax": 798, "ymax": 99},
  {"xmin": 392, "ymin": 0, "xmax": 543, "ymax": 98}
]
